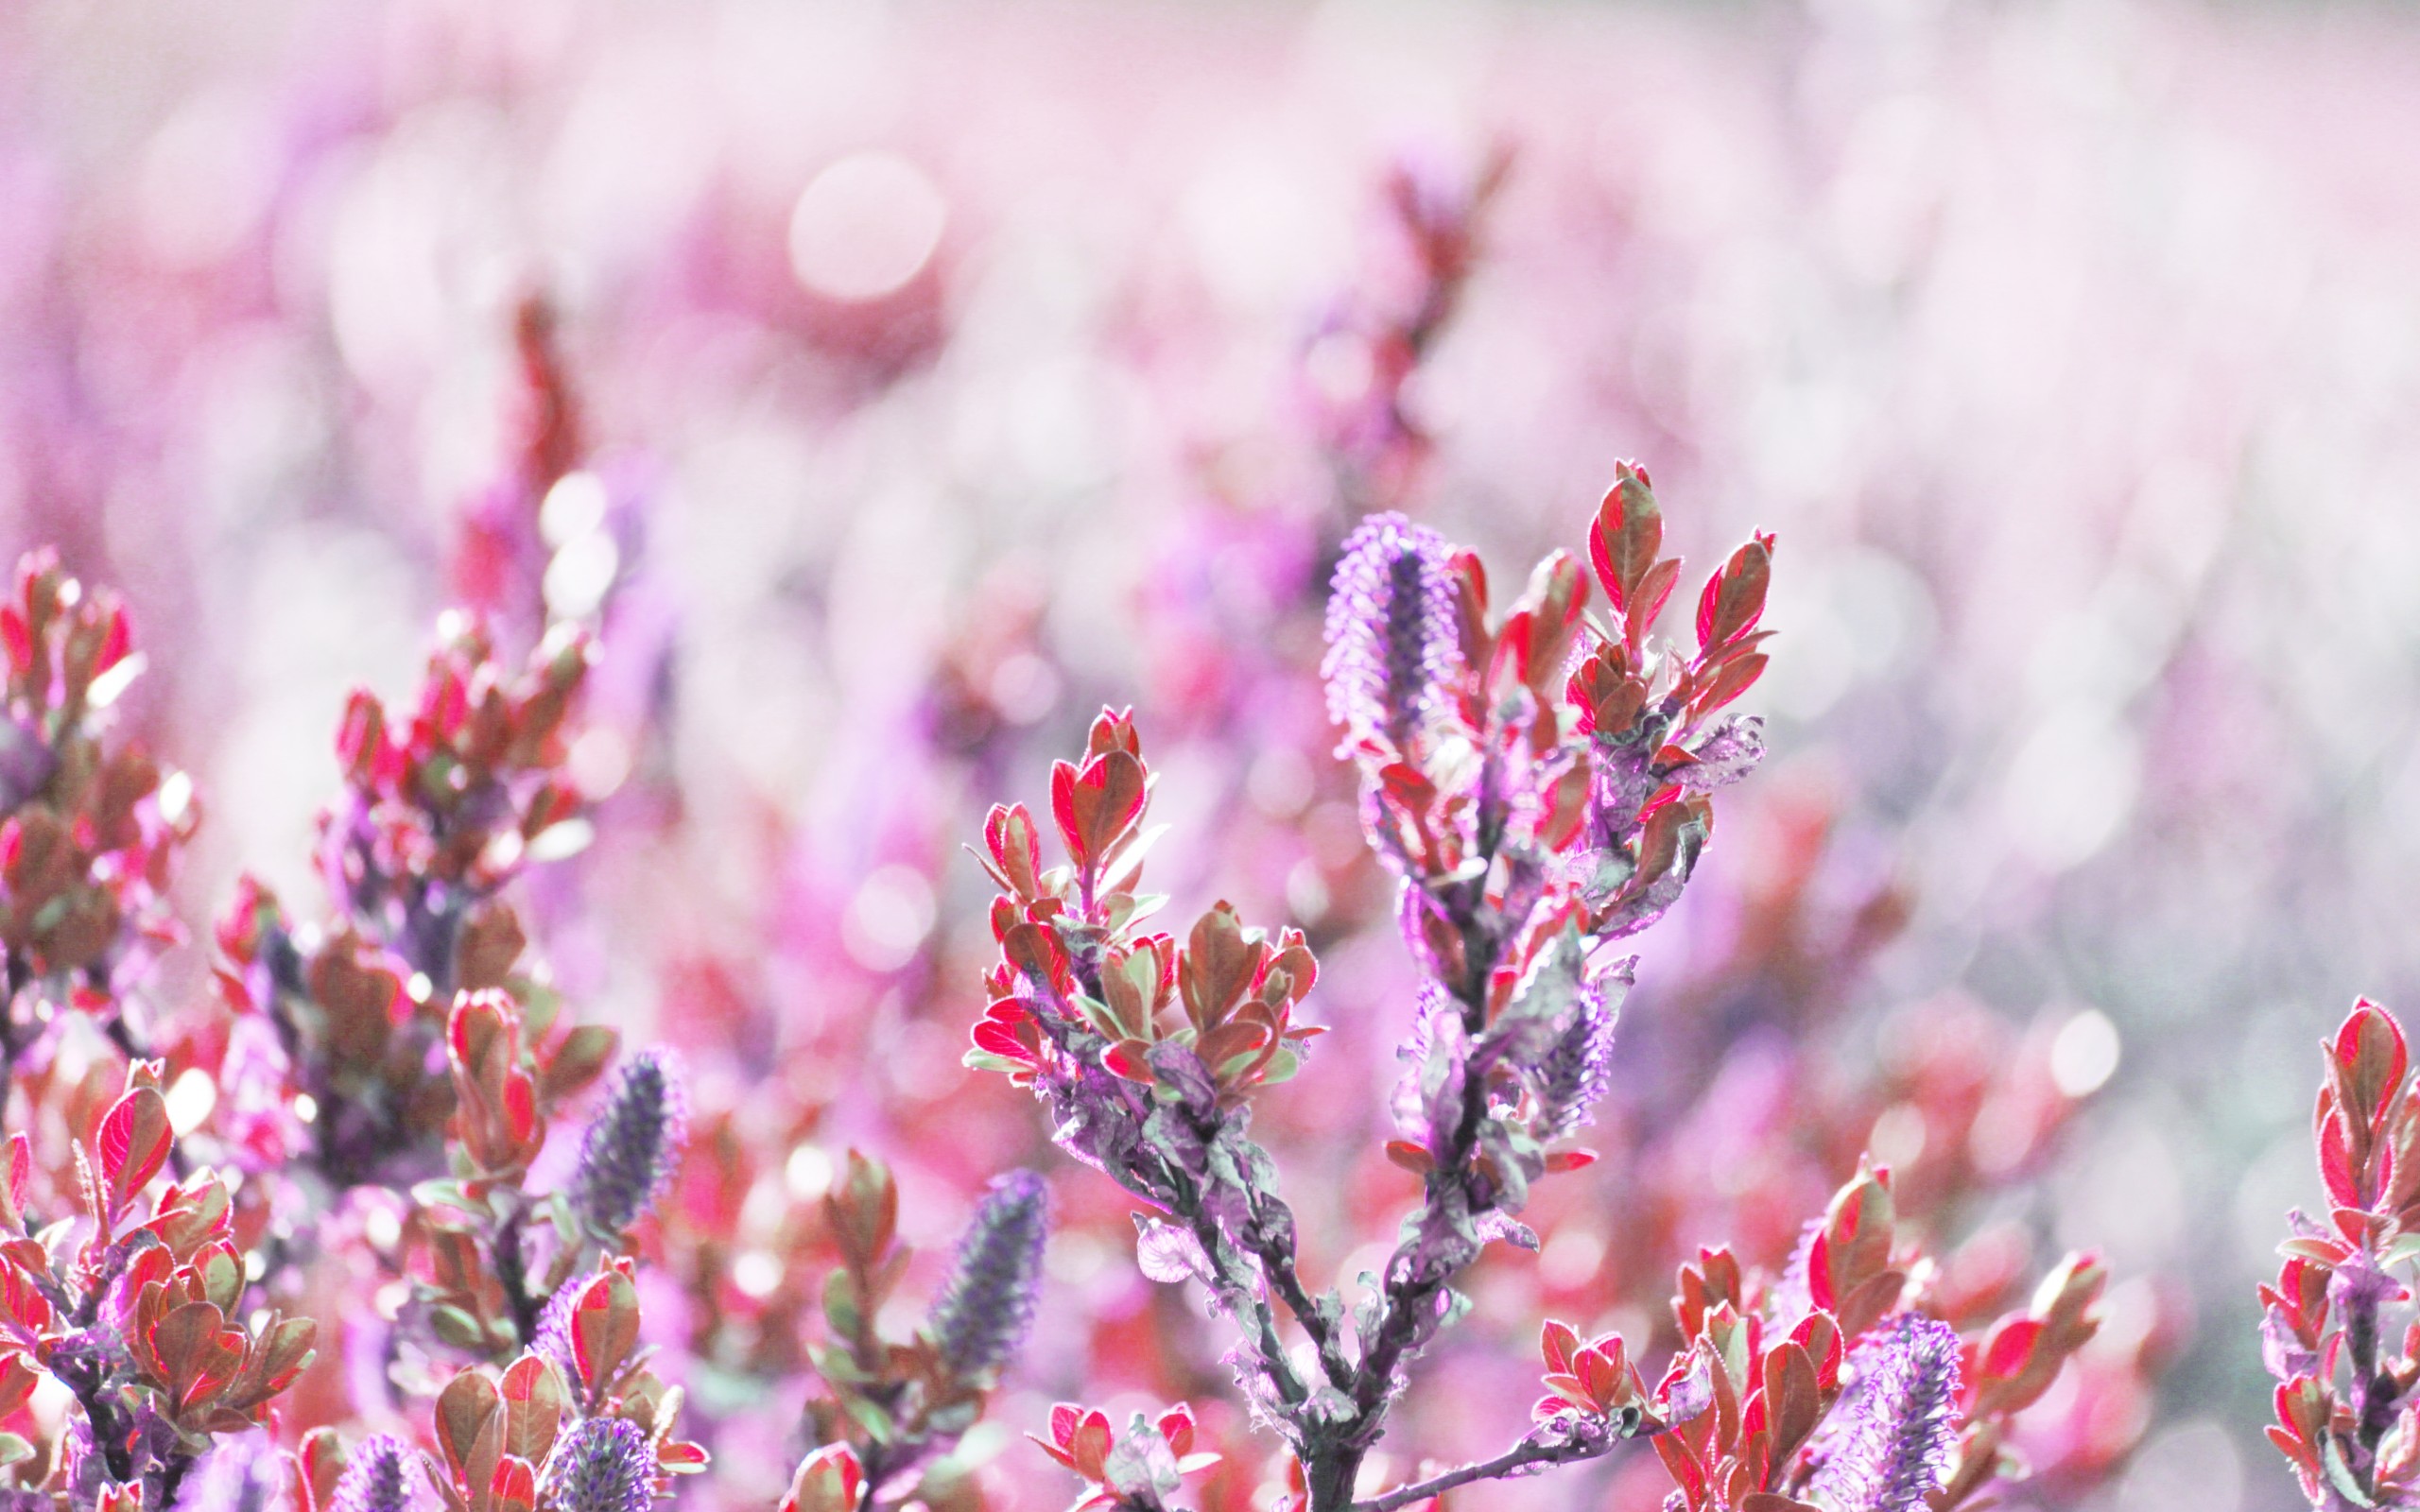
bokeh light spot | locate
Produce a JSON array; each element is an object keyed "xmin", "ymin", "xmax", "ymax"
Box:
[{"xmin": 787, "ymin": 151, "xmax": 946, "ymax": 302}]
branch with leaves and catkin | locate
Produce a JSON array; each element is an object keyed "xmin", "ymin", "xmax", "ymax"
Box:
[
  {"xmin": 2260, "ymin": 997, "xmax": 2420, "ymax": 1510},
  {"xmin": 963, "ymin": 467, "xmax": 2118, "ymax": 1512},
  {"xmin": 0, "ymin": 555, "xmax": 317, "ymax": 1509},
  {"xmin": 779, "ymin": 1155, "xmax": 1051, "ymax": 1512}
]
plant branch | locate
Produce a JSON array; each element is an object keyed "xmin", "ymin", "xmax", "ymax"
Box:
[{"xmin": 1352, "ymin": 1429, "xmax": 1628, "ymax": 1512}]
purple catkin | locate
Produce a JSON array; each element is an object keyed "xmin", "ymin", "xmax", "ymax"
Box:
[
  {"xmin": 1814, "ymin": 1314, "xmax": 1962, "ymax": 1512},
  {"xmin": 1322, "ymin": 512, "xmax": 1461, "ymax": 754},
  {"xmin": 330, "ymin": 1434, "xmax": 421, "ymax": 1512},
  {"xmin": 179, "ymin": 1435, "xmax": 288, "ymax": 1512},
  {"xmin": 0, "ymin": 717, "xmax": 54, "ymax": 815},
  {"xmin": 544, "ymin": 1418, "xmax": 656, "ymax": 1512},
  {"xmin": 1769, "ymin": 1219, "xmax": 1825, "ymax": 1333},
  {"xmin": 531, "ymin": 1273, "xmax": 585, "ymax": 1383},
  {"xmin": 928, "ymin": 1169, "xmax": 1051, "ymax": 1381},
  {"xmin": 1532, "ymin": 984, "xmax": 1620, "ymax": 1141},
  {"xmin": 568, "ymin": 1048, "xmax": 687, "ymax": 1239}
]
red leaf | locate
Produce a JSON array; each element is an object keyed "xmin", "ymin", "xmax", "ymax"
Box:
[
  {"xmin": 1979, "ymin": 1316, "xmax": 2045, "ymax": 1383},
  {"xmin": 1624, "ymin": 558, "xmax": 1682, "ymax": 651},
  {"xmin": 3, "ymin": 1133, "xmax": 26, "ymax": 1219},
  {"xmin": 1588, "ymin": 463, "xmax": 1663, "ymax": 612},
  {"xmin": 1070, "ymin": 1411, "xmax": 1114, "ymax": 1483},
  {"xmin": 503, "ymin": 1071, "xmax": 537, "ymax": 1144},
  {"xmin": 2337, "ymin": 998, "xmax": 2409, "ymax": 1135},
  {"xmin": 490, "ymin": 1457, "xmax": 537, "ymax": 1512},
  {"xmin": 1054, "ymin": 750, "xmax": 1148, "ymax": 873},
  {"xmin": 1697, "ymin": 537, "xmax": 1774, "ymax": 650},
  {"xmin": 2321, "ymin": 1114, "xmax": 2360, "ymax": 1210},
  {"xmin": 1541, "ymin": 1320, "xmax": 1580, "ymax": 1376},
  {"xmin": 0, "ymin": 608, "xmax": 27, "ymax": 677},
  {"xmin": 1385, "ymin": 1140, "xmax": 1434, "ymax": 1175},
  {"xmin": 1157, "ymin": 1403, "xmax": 1197, "ymax": 1454},
  {"xmin": 1101, "ymin": 1041, "xmax": 1156, "ymax": 1083},
  {"xmin": 97, "ymin": 1088, "xmax": 173, "ymax": 1211},
  {"xmin": 568, "ymin": 1272, "xmax": 640, "ymax": 1391}
]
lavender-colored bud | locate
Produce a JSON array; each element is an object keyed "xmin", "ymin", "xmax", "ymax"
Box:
[
  {"xmin": 531, "ymin": 1274, "xmax": 584, "ymax": 1384},
  {"xmin": 1813, "ymin": 1315, "xmax": 1962, "ymax": 1512},
  {"xmin": 0, "ymin": 717, "xmax": 54, "ymax": 815},
  {"xmin": 568, "ymin": 1049, "xmax": 686, "ymax": 1239},
  {"xmin": 1768, "ymin": 1218, "xmax": 1824, "ymax": 1334},
  {"xmin": 179, "ymin": 1435, "xmax": 289, "ymax": 1512},
  {"xmin": 1322, "ymin": 512, "xmax": 1461, "ymax": 753},
  {"xmin": 331, "ymin": 1434, "xmax": 423, "ymax": 1512},
  {"xmin": 1532, "ymin": 980, "xmax": 1624, "ymax": 1142},
  {"xmin": 928, "ymin": 1169, "xmax": 1050, "ymax": 1382},
  {"xmin": 544, "ymin": 1418, "xmax": 656, "ymax": 1512}
]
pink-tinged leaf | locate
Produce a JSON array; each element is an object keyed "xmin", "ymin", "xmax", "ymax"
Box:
[
  {"xmin": 2321, "ymin": 1114, "xmax": 2361, "ymax": 1210},
  {"xmin": 986, "ymin": 804, "xmax": 1042, "ymax": 897},
  {"xmin": 1156, "ymin": 1404, "xmax": 1197, "ymax": 1454},
  {"xmin": 2, "ymin": 1134, "xmax": 26, "ymax": 1224},
  {"xmin": 1541, "ymin": 1320, "xmax": 1581, "ymax": 1376},
  {"xmin": 435, "ymin": 1370, "xmax": 502, "ymax": 1477},
  {"xmin": 1055, "ymin": 751, "xmax": 1148, "ymax": 874},
  {"xmin": 1578, "ymin": 1348, "xmax": 1625, "ymax": 1410},
  {"xmin": 1624, "ymin": 558, "xmax": 1682, "ymax": 650},
  {"xmin": 1069, "ymin": 1411, "xmax": 1113, "ymax": 1483},
  {"xmin": 96, "ymin": 1088, "xmax": 173, "ymax": 1211},
  {"xmin": 1697, "ymin": 537, "xmax": 1774, "ymax": 650},
  {"xmin": 569, "ymin": 1272, "xmax": 640, "ymax": 1391},
  {"xmin": 1789, "ymin": 1312, "xmax": 1842, "ymax": 1393},
  {"xmin": 503, "ymin": 1071, "xmax": 537, "ymax": 1144},
  {"xmin": 1589, "ymin": 464, "xmax": 1663, "ymax": 611},
  {"xmin": 0, "ymin": 1351, "xmax": 37, "ymax": 1418},
  {"xmin": 1979, "ymin": 1316, "xmax": 2045, "ymax": 1384},
  {"xmin": 2337, "ymin": 999, "xmax": 2409, "ymax": 1134},
  {"xmin": 657, "ymin": 1441, "xmax": 709, "ymax": 1471},
  {"xmin": 95, "ymin": 603, "xmax": 131, "ymax": 675},
  {"xmin": 1384, "ymin": 1140, "xmax": 1433, "ymax": 1175},
  {"xmin": 499, "ymin": 1354, "xmax": 564, "ymax": 1465},
  {"xmin": 1691, "ymin": 652, "xmax": 1770, "ymax": 718},
  {"xmin": 490, "ymin": 1457, "xmax": 537, "ymax": 1512},
  {"xmin": 780, "ymin": 1443, "xmax": 863, "ymax": 1512}
]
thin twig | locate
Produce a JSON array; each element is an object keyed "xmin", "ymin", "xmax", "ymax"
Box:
[{"xmin": 1352, "ymin": 1432, "xmax": 1619, "ymax": 1512}]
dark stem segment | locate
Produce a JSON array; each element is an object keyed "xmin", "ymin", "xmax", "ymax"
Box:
[
  {"xmin": 1351, "ymin": 1433, "xmax": 1629, "ymax": 1512},
  {"xmin": 494, "ymin": 1204, "xmax": 543, "ymax": 1348},
  {"xmin": 1305, "ymin": 770, "xmax": 1517, "ymax": 1511},
  {"xmin": 2345, "ymin": 1270, "xmax": 2405, "ymax": 1490}
]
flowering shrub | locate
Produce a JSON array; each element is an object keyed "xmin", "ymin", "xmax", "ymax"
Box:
[
  {"xmin": 0, "ymin": 431, "xmax": 2141, "ymax": 1512},
  {"xmin": 0, "ymin": 34, "xmax": 2200, "ymax": 1501},
  {"xmin": 964, "ymin": 474, "xmax": 2117, "ymax": 1512},
  {"xmin": 2261, "ymin": 999, "xmax": 2420, "ymax": 1509}
]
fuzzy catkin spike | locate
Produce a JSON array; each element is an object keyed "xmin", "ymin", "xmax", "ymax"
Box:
[
  {"xmin": 544, "ymin": 1418, "xmax": 656, "ymax": 1512},
  {"xmin": 1814, "ymin": 1314, "xmax": 1963, "ymax": 1512},
  {"xmin": 568, "ymin": 1048, "xmax": 686, "ymax": 1239},
  {"xmin": 1532, "ymin": 982, "xmax": 1622, "ymax": 1141},
  {"xmin": 531, "ymin": 1274, "xmax": 585, "ymax": 1383},
  {"xmin": 1322, "ymin": 512, "xmax": 1461, "ymax": 754},
  {"xmin": 330, "ymin": 1434, "xmax": 420, "ymax": 1512},
  {"xmin": 180, "ymin": 1435, "xmax": 291, "ymax": 1512},
  {"xmin": 928, "ymin": 1169, "xmax": 1051, "ymax": 1381}
]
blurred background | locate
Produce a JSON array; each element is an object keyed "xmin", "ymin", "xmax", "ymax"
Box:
[{"xmin": 5, "ymin": 1, "xmax": 2420, "ymax": 1509}]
